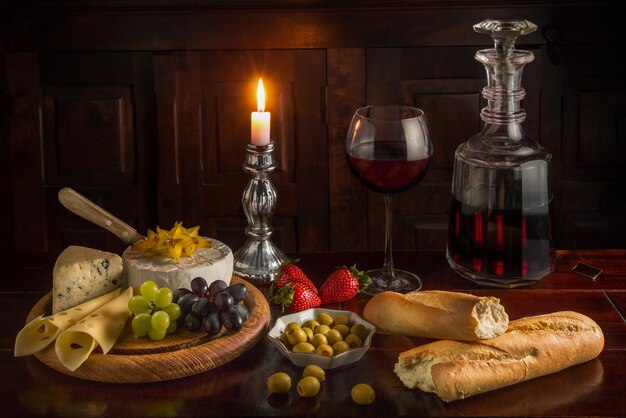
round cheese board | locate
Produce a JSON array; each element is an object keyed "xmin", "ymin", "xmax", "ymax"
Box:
[{"xmin": 25, "ymin": 276, "xmax": 270, "ymax": 383}]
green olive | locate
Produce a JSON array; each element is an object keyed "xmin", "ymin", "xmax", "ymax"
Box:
[
  {"xmin": 279, "ymin": 332, "xmax": 293, "ymax": 350},
  {"xmin": 313, "ymin": 324, "xmax": 331, "ymax": 335},
  {"xmin": 302, "ymin": 364, "xmax": 326, "ymax": 382},
  {"xmin": 297, "ymin": 376, "xmax": 320, "ymax": 397},
  {"xmin": 333, "ymin": 324, "xmax": 350, "ymax": 338},
  {"xmin": 302, "ymin": 319, "xmax": 320, "ymax": 330},
  {"xmin": 292, "ymin": 342, "xmax": 316, "ymax": 353},
  {"xmin": 325, "ymin": 329, "xmax": 343, "ymax": 345},
  {"xmin": 284, "ymin": 322, "xmax": 301, "ymax": 332},
  {"xmin": 302, "ymin": 326, "xmax": 314, "ymax": 341},
  {"xmin": 335, "ymin": 314, "xmax": 350, "ymax": 326},
  {"xmin": 345, "ymin": 333, "xmax": 363, "ymax": 348},
  {"xmin": 316, "ymin": 312, "xmax": 334, "ymax": 327},
  {"xmin": 266, "ymin": 372, "xmax": 291, "ymax": 394},
  {"xmin": 332, "ymin": 340, "xmax": 350, "ymax": 355},
  {"xmin": 351, "ymin": 383, "xmax": 375, "ymax": 405},
  {"xmin": 310, "ymin": 333, "xmax": 328, "ymax": 348},
  {"xmin": 287, "ymin": 328, "xmax": 308, "ymax": 346},
  {"xmin": 315, "ymin": 343, "xmax": 334, "ymax": 357},
  {"xmin": 350, "ymin": 323, "xmax": 369, "ymax": 340}
]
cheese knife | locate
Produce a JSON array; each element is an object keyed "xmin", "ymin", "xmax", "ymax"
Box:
[{"xmin": 58, "ymin": 187, "xmax": 146, "ymax": 245}]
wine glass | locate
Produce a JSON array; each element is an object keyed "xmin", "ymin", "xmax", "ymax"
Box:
[{"xmin": 346, "ymin": 106, "xmax": 433, "ymax": 294}]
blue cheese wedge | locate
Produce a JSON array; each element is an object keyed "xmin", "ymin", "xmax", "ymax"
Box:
[{"xmin": 52, "ymin": 246, "xmax": 123, "ymax": 314}]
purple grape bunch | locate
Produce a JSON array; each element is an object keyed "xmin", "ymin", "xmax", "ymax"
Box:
[{"xmin": 174, "ymin": 277, "xmax": 249, "ymax": 335}]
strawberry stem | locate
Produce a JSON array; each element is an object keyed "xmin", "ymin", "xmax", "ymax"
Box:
[
  {"xmin": 281, "ymin": 258, "xmax": 301, "ymax": 267},
  {"xmin": 348, "ymin": 264, "xmax": 371, "ymax": 292},
  {"xmin": 271, "ymin": 283, "xmax": 295, "ymax": 311}
]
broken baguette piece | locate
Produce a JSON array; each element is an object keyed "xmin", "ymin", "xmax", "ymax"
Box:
[
  {"xmin": 394, "ymin": 311, "xmax": 604, "ymax": 402},
  {"xmin": 363, "ymin": 290, "xmax": 509, "ymax": 340}
]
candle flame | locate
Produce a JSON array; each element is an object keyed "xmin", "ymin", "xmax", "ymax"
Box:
[{"xmin": 257, "ymin": 78, "xmax": 266, "ymax": 112}]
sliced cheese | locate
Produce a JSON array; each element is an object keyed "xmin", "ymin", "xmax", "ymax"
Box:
[
  {"xmin": 52, "ymin": 246, "xmax": 123, "ymax": 313},
  {"xmin": 55, "ymin": 287, "xmax": 133, "ymax": 371},
  {"xmin": 123, "ymin": 238, "xmax": 233, "ymax": 292},
  {"xmin": 14, "ymin": 289, "xmax": 122, "ymax": 357}
]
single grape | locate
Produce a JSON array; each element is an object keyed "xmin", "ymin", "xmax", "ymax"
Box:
[
  {"xmin": 202, "ymin": 311, "xmax": 222, "ymax": 335},
  {"xmin": 225, "ymin": 283, "xmax": 248, "ymax": 303},
  {"xmin": 151, "ymin": 310, "xmax": 171, "ymax": 331},
  {"xmin": 207, "ymin": 279, "xmax": 228, "ymax": 299},
  {"xmin": 220, "ymin": 306, "xmax": 244, "ymax": 333},
  {"xmin": 154, "ymin": 287, "xmax": 173, "ymax": 308},
  {"xmin": 139, "ymin": 280, "xmax": 160, "ymax": 301},
  {"xmin": 161, "ymin": 303, "xmax": 181, "ymax": 321},
  {"xmin": 131, "ymin": 313, "xmax": 152, "ymax": 337},
  {"xmin": 191, "ymin": 277, "xmax": 209, "ymax": 297},
  {"xmin": 191, "ymin": 297, "xmax": 211, "ymax": 317},
  {"xmin": 128, "ymin": 295, "xmax": 151, "ymax": 315},
  {"xmin": 214, "ymin": 292, "xmax": 234, "ymax": 311},
  {"xmin": 166, "ymin": 319, "xmax": 177, "ymax": 334},
  {"xmin": 207, "ymin": 300, "xmax": 219, "ymax": 314},
  {"xmin": 185, "ymin": 312, "xmax": 202, "ymax": 332},
  {"xmin": 232, "ymin": 303, "xmax": 249, "ymax": 322},
  {"xmin": 173, "ymin": 287, "xmax": 192, "ymax": 304},
  {"xmin": 178, "ymin": 293, "xmax": 200, "ymax": 313},
  {"xmin": 148, "ymin": 327, "xmax": 167, "ymax": 341}
]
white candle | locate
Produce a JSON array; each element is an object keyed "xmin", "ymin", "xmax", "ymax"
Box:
[{"xmin": 251, "ymin": 78, "xmax": 271, "ymax": 146}]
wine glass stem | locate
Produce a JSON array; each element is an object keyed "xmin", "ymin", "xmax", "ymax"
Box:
[{"xmin": 383, "ymin": 193, "xmax": 395, "ymax": 279}]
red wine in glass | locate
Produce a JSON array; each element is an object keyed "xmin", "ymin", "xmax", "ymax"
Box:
[
  {"xmin": 347, "ymin": 141, "xmax": 431, "ymax": 194},
  {"xmin": 345, "ymin": 105, "xmax": 433, "ymax": 295}
]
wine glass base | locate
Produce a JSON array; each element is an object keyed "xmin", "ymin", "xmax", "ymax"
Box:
[{"xmin": 363, "ymin": 269, "xmax": 422, "ymax": 295}]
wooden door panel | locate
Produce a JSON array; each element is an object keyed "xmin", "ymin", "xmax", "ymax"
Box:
[
  {"xmin": 562, "ymin": 76, "xmax": 626, "ymax": 179},
  {"xmin": 154, "ymin": 50, "xmax": 328, "ymax": 254},
  {"xmin": 6, "ymin": 52, "xmax": 157, "ymax": 254},
  {"xmin": 557, "ymin": 46, "xmax": 626, "ymax": 249},
  {"xmin": 327, "ymin": 48, "xmax": 368, "ymax": 251},
  {"xmin": 6, "ymin": 53, "xmax": 47, "ymax": 252},
  {"xmin": 42, "ymin": 84, "xmax": 134, "ymax": 185}
]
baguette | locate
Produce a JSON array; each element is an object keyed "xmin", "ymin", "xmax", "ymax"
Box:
[
  {"xmin": 394, "ymin": 311, "xmax": 604, "ymax": 402},
  {"xmin": 363, "ymin": 290, "xmax": 509, "ymax": 340}
]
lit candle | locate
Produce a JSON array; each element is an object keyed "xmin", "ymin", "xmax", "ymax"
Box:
[{"xmin": 251, "ymin": 78, "xmax": 271, "ymax": 146}]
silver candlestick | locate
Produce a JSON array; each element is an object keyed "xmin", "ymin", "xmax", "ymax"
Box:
[{"xmin": 233, "ymin": 142, "xmax": 287, "ymax": 283}]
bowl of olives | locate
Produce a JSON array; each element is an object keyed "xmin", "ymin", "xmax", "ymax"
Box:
[{"xmin": 268, "ymin": 308, "xmax": 375, "ymax": 369}]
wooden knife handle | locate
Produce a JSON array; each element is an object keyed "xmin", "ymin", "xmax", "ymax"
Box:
[{"xmin": 58, "ymin": 187, "xmax": 145, "ymax": 245}]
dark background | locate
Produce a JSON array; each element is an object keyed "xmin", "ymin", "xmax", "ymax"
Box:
[{"xmin": 1, "ymin": 0, "xmax": 625, "ymax": 256}]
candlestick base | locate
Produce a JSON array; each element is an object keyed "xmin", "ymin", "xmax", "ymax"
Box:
[
  {"xmin": 233, "ymin": 240, "xmax": 287, "ymax": 283},
  {"xmin": 233, "ymin": 143, "xmax": 287, "ymax": 284}
]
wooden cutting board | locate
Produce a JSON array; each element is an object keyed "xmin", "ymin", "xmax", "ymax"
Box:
[{"xmin": 25, "ymin": 277, "xmax": 270, "ymax": 383}]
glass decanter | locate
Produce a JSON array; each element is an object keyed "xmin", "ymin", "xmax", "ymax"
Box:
[{"xmin": 446, "ymin": 19, "xmax": 554, "ymax": 288}]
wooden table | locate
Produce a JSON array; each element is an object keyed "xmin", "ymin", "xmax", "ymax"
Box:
[{"xmin": 2, "ymin": 250, "xmax": 625, "ymax": 417}]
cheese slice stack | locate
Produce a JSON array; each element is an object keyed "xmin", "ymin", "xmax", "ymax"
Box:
[
  {"xmin": 55, "ymin": 287, "xmax": 133, "ymax": 371},
  {"xmin": 14, "ymin": 289, "xmax": 122, "ymax": 357}
]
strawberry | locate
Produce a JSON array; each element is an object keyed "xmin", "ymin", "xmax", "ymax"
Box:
[
  {"xmin": 272, "ymin": 282, "xmax": 321, "ymax": 313},
  {"xmin": 272, "ymin": 259, "xmax": 317, "ymax": 294},
  {"xmin": 319, "ymin": 265, "xmax": 371, "ymax": 304}
]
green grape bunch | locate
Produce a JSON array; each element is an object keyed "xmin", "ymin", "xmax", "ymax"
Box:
[{"xmin": 128, "ymin": 280, "xmax": 182, "ymax": 341}]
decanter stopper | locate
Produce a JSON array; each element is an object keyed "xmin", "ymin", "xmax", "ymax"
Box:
[{"xmin": 474, "ymin": 19, "xmax": 536, "ymax": 56}]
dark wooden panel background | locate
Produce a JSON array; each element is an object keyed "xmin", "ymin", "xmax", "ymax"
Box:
[{"xmin": 1, "ymin": 0, "xmax": 625, "ymax": 255}]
